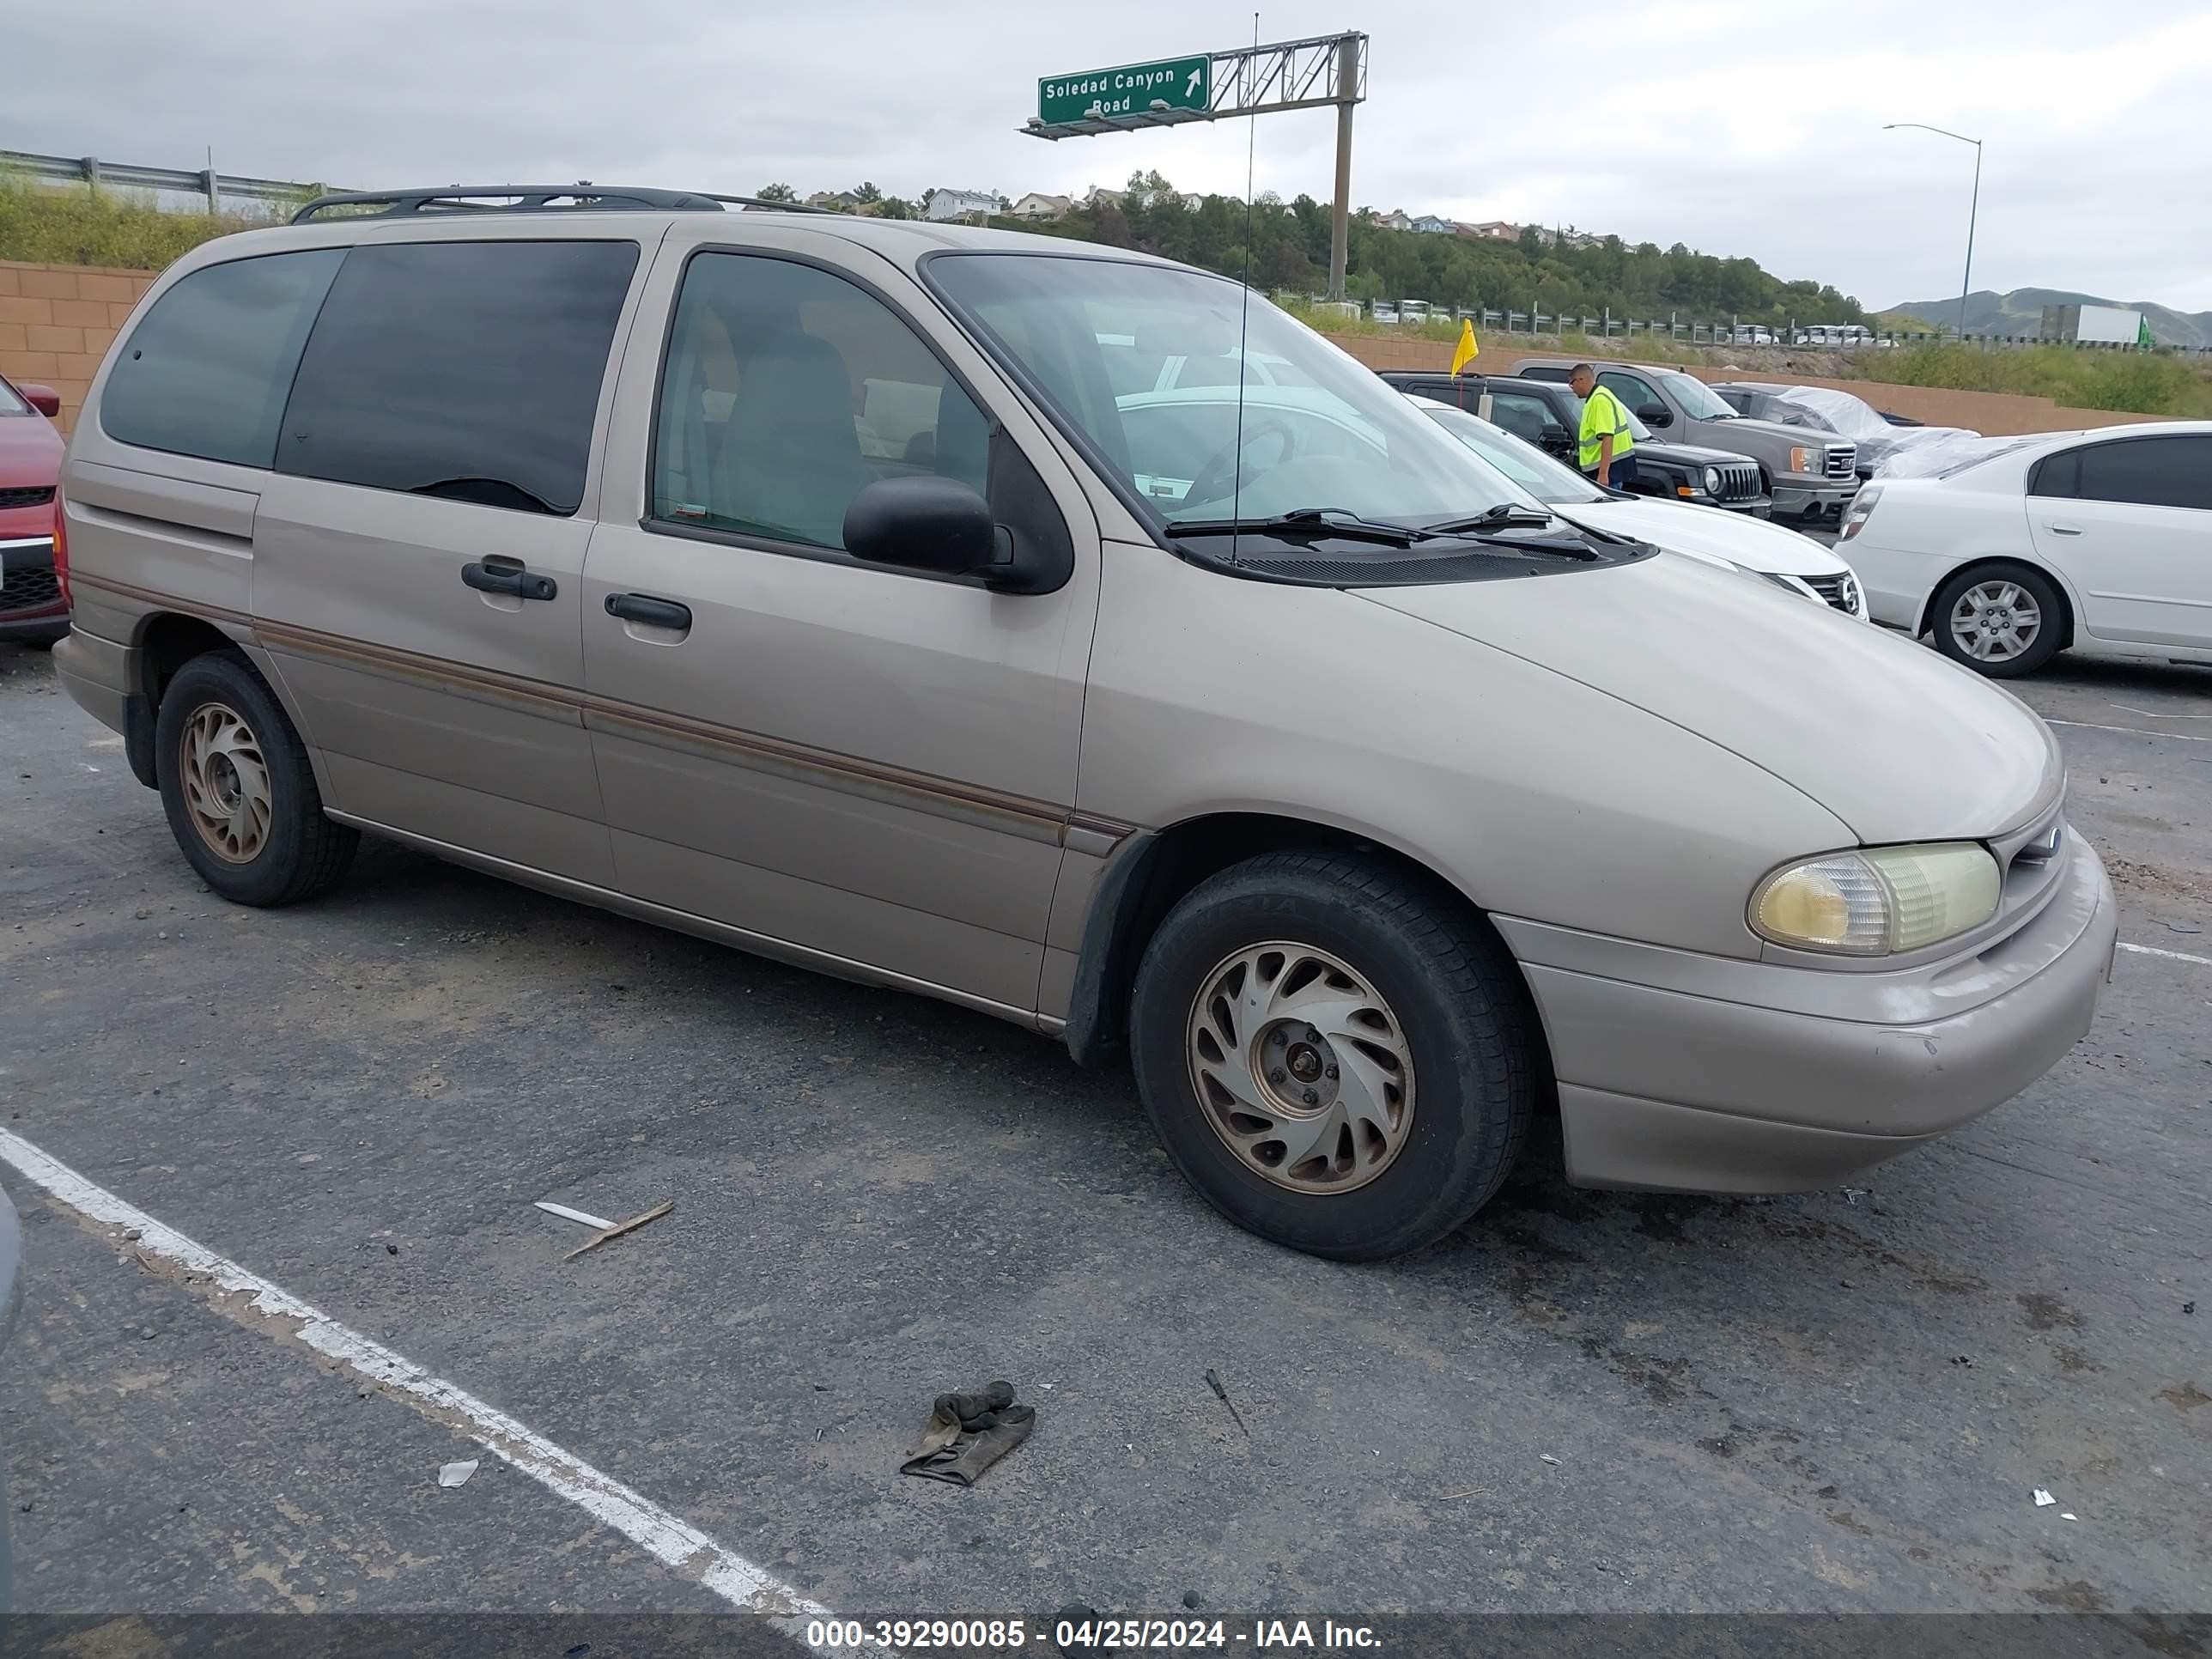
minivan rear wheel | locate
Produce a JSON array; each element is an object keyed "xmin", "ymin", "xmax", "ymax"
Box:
[
  {"xmin": 1129, "ymin": 851, "xmax": 1535, "ymax": 1261},
  {"xmin": 155, "ymin": 651, "xmax": 357, "ymax": 906}
]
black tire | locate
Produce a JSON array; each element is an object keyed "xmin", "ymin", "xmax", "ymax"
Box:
[
  {"xmin": 154, "ymin": 649, "xmax": 357, "ymax": 906},
  {"xmin": 1928, "ymin": 562, "xmax": 2065, "ymax": 678},
  {"xmin": 1129, "ymin": 851, "xmax": 1537, "ymax": 1261}
]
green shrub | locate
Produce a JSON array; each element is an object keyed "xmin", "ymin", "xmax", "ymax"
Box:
[
  {"xmin": 0, "ymin": 173, "xmax": 290, "ymax": 270},
  {"xmin": 1872, "ymin": 343, "xmax": 2212, "ymax": 418}
]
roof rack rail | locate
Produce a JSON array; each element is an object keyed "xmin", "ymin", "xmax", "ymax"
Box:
[
  {"xmin": 291, "ymin": 185, "xmax": 742, "ymax": 224},
  {"xmin": 696, "ymin": 192, "xmax": 842, "ymax": 215}
]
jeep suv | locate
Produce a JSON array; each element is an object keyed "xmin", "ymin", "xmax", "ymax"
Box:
[
  {"xmin": 51, "ymin": 185, "xmax": 2112, "ymax": 1259},
  {"xmin": 1517, "ymin": 358, "xmax": 1861, "ymax": 522}
]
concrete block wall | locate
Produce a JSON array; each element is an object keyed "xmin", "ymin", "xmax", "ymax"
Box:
[{"xmin": 0, "ymin": 261, "xmax": 158, "ymax": 434}]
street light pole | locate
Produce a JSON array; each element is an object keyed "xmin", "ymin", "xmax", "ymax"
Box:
[{"xmin": 1884, "ymin": 122, "xmax": 1983, "ymax": 342}]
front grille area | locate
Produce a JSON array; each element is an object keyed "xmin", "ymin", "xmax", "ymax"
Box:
[
  {"xmin": 0, "ymin": 484, "xmax": 55, "ymax": 510},
  {"xmin": 1802, "ymin": 570, "xmax": 1862, "ymax": 614},
  {"xmin": 0, "ymin": 564, "xmax": 62, "ymax": 611},
  {"xmin": 1715, "ymin": 461, "xmax": 1762, "ymax": 501},
  {"xmin": 1824, "ymin": 445, "xmax": 1857, "ymax": 478}
]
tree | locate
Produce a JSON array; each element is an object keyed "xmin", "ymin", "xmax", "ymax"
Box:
[
  {"xmin": 876, "ymin": 196, "xmax": 915, "ymax": 220},
  {"xmin": 756, "ymin": 182, "xmax": 796, "ymax": 203},
  {"xmin": 853, "ymin": 181, "xmax": 882, "ymax": 204}
]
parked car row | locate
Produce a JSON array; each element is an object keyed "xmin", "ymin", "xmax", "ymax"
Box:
[
  {"xmin": 1376, "ymin": 372, "xmax": 1772, "ymax": 516},
  {"xmin": 1399, "ymin": 394, "xmax": 1866, "ymax": 617},
  {"xmin": 1710, "ymin": 381, "xmax": 1975, "ymax": 479},
  {"xmin": 1514, "ymin": 359, "xmax": 1863, "ymax": 523}
]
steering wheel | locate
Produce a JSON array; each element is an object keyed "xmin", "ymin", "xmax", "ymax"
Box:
[{"xmin": 1182, "ymin": 418, "xmax": 1297, "ymax": 510}]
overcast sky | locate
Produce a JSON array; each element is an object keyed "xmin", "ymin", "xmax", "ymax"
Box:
[{"xmin": 9, "ymin": 0, "xmax": 2206, "ymax": 313}]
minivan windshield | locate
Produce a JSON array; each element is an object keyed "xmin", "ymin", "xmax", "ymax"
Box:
[
  {"xmin": 1417, "ymin": 403, "xmax": 1606, "ymax": 506},
  {"xmin": 1660, "ymin": 372, "xmax": 1741, "ymax": 421},
  {"xmin": 929, "ymin": 255, "xmax": 1544, "ymax": 531}
]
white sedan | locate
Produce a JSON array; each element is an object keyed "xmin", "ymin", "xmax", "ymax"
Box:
[
  {"xmin": 1408, "ymin": 396, "xmax": 1869, "ymax": 618},
  {"xmin": 1835, "ymin": 422, "xmax": 2212, "ymax": 678}
]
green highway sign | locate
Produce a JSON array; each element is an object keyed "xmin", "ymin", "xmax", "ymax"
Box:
[{"xmin": 1038, "ymin": 55, "xmax": 1211, "ymax": 126}]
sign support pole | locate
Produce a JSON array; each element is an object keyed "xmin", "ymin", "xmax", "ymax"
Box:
[{"xmin": 1328, "ymin": 34, "xmax": 1356, "ymax": 300}]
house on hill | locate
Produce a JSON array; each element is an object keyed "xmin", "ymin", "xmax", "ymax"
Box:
[{"xmin": 923, "ymin": 188, "xmax": 1000, "ymax": 222}]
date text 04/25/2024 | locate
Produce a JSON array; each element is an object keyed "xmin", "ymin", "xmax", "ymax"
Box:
[{"xmin": 805, "ymin": 1618, "xmax": 1382, "ymax": 1650}]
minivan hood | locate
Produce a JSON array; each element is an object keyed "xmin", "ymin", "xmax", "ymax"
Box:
[
  {"xmin": 1363, "ymin": 553, "xmax": 2061, "ymax": 844},
  {"xmin": 1554, "ymin": 500, "xmax": 1847, "ymax": 579}
]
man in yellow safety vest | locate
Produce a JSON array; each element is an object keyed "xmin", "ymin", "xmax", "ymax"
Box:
[{"xmin": 1567, "ymin": 363, "xmax": 1638, "ymax": 491}]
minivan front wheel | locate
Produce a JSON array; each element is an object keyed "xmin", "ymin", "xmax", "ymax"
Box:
[
  {"xmin": 1130, "ymin": 851, "xmax": 1535, "ymax": 1261},
  {"xmin": 155, "ymin": 651, "xmax": 357, "ymax": 906}
]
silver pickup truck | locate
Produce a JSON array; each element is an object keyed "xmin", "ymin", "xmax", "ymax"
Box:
[{"xmin": 1516, "ymin": 358, "xmax": 1861, "ymax": 524}]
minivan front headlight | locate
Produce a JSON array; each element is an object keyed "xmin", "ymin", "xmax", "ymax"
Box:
[{"xmin": 1751, "ymin": 842, "xmax": 2001, "ymax": 956}]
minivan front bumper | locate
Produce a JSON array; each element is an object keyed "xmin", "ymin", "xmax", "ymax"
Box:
[{"xmin": 1497, "ymin": 831, "xmax": 2115, "ymax": 1192}]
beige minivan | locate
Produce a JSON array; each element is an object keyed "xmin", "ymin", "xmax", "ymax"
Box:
[{"xmin": 52, "ymin": 187, "xmax": 2117, "ymax": 1260}]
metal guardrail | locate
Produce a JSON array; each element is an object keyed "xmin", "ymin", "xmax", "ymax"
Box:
[
  {"xmin": 2, "ymin": 148, "xmax": 332, "ymax": 214},
  {"xmin": 1317, "ymin": 298, "xmax": 2208, "ymax": 356}
]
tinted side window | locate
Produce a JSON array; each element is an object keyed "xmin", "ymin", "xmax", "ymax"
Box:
[
  {"xmin": 1519, "ymin": 366, "xmax": 1573, "ymax": 383},
  {"xmin": 2028, "ymin": 448, "xmax": 2080, "ymax": 500},
  {"xmin": 100, "ymin": 250, "xmax": 343, "ymax": 467},
  {"xmin": 653, "ymin": 253, "xmax": 991, "ymax": 552},
  {"xmin": 276, "ymin": 240, "xmax": 640, "ymax": 515},
  {"xmin": 1488, "ymin": 392, "xmax": 1557, "ymax": 444},
  {"xmin": 1598, "ymin": 371, "xmax": 1662, "ymax": 413},
  {"xmin": 2077, "ymin": 437, "xmax": 2212, "ymax": 511}
]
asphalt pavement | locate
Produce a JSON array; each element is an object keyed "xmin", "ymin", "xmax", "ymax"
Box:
[{"xmin": 1, "ymin": 634, "xmax": 2206, "ymax": 1625}]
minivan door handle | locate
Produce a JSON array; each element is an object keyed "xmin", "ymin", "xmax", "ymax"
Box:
[
  {"xmin": 462, "ymin": 556, "xmax": 558, "ymax": 601},
  {"xmin": 605, "ymin": 592, "xmax": 693, "ymax": 631},
  {"xmin": 2045, "ymin": 523, "xmax": 2083, "ymax": 536}
]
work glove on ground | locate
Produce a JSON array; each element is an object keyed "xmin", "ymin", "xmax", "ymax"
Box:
[{"xmin": 900, "ymin": 1379, "xmax": 1035, "ymax": 1486}]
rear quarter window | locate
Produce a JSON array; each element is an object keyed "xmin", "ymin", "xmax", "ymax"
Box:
[
  {"xmin": 275, "ymin": 240, "xmax": 640, "ymax": 515},
  {"xmin": 99, "ymin": 249, "xmax": 346, "ymax": 467},
  {"xmin": 2075, "ymin": 435, "xmax": 2212, "ymax": 512}
]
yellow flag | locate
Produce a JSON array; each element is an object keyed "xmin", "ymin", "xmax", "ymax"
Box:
[{"xmin": 1450, "ymin": 317, "xmax": 1480, "ymax": 375}]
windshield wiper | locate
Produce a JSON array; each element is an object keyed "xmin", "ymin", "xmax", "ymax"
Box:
[
  {"xmin": 1172, "ymin": 507, "xmax": 1433, "ymax": 548},
  {"xmin": 1422, "ymin": 504, "xmax": 1556, "ymax": 534}
]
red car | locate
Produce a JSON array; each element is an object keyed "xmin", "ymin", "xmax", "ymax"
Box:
[{"xmin": 0, "ymin": 374, "xmax": 68, "ymax": 647}]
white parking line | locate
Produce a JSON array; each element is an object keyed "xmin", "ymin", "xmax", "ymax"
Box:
[
  {"xmin": 2045, "ymin": 719, "xmax": 2212, "ymax": 744},
  {"xmin": 2111, "ymin": 702, "xmax": 2212, "ymax": 720},
  {"xmin": 0, "ymin": 1127, "xmax": 853, "ymax": 1628},
  {"xmin": 2118, "ymin": 940, "xmax": 2212, "ymax": 968}
]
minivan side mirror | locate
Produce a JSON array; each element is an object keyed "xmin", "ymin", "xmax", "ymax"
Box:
[
  {"xmin": 17, "ymin": 384, "xmax": 62, "ymax": 418},
  {"xmin": 843, "ymin": 476, "xmax": 1004, "ymax": 581},
  {"xmin": 1636, "ymin": 403, "xmax": 1672, "ymax": 427}
]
